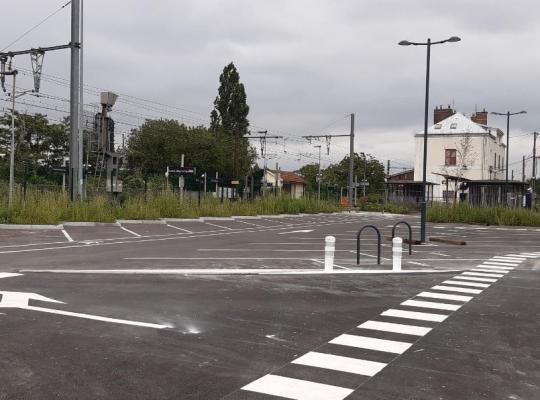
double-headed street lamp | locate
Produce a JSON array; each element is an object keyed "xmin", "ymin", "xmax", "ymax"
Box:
[
  {"xmin": 490, "ymin": 110, "xmax": 527, "ymax": 200},
  {"xmin": 399, "ymin": 36, "xmax": 461, "ymax": 243}
]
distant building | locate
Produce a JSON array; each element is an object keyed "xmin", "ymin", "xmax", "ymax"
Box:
[
  {"xmin": 387, "ymin": 105, "xmax": 527, "ymax": 206},
  {"xmin": 264, "ymin": 170, "xmax": 306, "ymax": 198}
]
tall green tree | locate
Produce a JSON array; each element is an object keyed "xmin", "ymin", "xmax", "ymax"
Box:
[
  {"xmin": 321, "ymin": 153, "xmax": 386, "ymax": 195},
  {"xmin": 210, "ymin": 62, "xmax": 250, "ymax": 136}
]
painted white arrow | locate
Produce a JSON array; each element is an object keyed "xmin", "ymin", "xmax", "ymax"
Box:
[
  {"xmin": 0, "ymin": 290, "xmax": 172, "ymax": 330},
  {"xmin": 278, "ymin": 229, "xmax": 314, "ymax": 234}
]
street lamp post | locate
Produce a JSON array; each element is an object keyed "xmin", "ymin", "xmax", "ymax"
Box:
[
  {"xmin": 398, "ymin": 36, "xmax": 461, "ymax": 243},
  {"xmin": 491, "ymin": 110, "xmax": 527, "ymax": 203}
]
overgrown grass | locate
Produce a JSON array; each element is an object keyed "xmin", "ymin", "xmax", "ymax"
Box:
[
  {"xmin": 0, "ymin": 191, "xmax": 341, "ymax": 224},
  {"xmin": 427, "ymin": 202, "xmax": 540, "ymax": 226}
]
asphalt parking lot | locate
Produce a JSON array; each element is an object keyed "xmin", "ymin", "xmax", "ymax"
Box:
[{"xmin": 0, "ymin": 212, "xmax": 539, "ymax": 399}]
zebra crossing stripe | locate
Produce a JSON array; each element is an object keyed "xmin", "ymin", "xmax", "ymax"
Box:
[
  {"xmin": 455, "ymin": 276, "xmax": 497, "ymax": 283},
  {"xmin": 358, "ymin": 320, "xmax": 431, "ymax": 336},
  {"xmin": 330, "ymin": 333, "xmax": 412, "ymax": 354},
  {"xmin": 416, "ymin": 291, "xmax": 472, "ymax": 302},
  {"xmin": 381, "ymin": 309, "xmax": 448, "ymax": 322},
  {"xmin": 431, "ymin": 285, "xmax": 482, "ymax": 294},
  {"xmin": 479, "ymin": 265, "xmax": 514, "ymax": 270},
  {"xmin": 401, "ymin": 299, "xmax": 461, "ymax": 311},
  {"xmin": 462, "ymin": 271, "xmax": 504, "ymax": 278},
  {"xmin": 242, "ymin": 374, "xmax": 354, "ymax": 400},
  {"xmin": 443, "ymin": 280, "xmax": 490, "ymax": 288},
  {"xmin": 471, "ymin": 268, "xmax": 509, "ymax": 274},
  {"xmin": 292, "ymin": 352, "xmax": 386, "ymax": 377}
]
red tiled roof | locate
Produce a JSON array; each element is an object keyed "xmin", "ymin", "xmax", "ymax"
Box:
[{"xmin": 271, "ymin": 170, "xmax": 305, "ymax": 184}]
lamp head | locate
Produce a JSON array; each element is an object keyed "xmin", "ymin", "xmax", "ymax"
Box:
[
  {"xmin": 398, "ymin": 40, "xmax": 412, "ymax": 46},
  {"xmin": 447, "ymin": 36, "xmax": 461, "ymax": 42}
]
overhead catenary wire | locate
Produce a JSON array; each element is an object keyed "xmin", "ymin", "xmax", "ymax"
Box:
[{"xmin": 0, "ymin": 1, "xmax": 72, "ymax": 52}]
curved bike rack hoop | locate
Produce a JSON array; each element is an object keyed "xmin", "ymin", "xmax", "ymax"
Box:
[
  {"xmin": 356, "ymin": 224, "xmax": 381, "ymax": 265},
  {"xmin": 391, "ymin": 221, "xmax": 413, "ymax": 255}
]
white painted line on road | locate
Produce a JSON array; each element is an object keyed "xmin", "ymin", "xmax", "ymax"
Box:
[
  {"xmin": 24, "ymin": 305, "xmax": 171, "ymax": 329},
  {"xmin": 471, "ymin": 268, "xmax": 509, "ymax": 274},
  {"xmin": 408, "ymin": 261, "xmax": 430, "ymax": 267},
  {"xmin": 61, "ymin": 229, "xmax": 74, "ymax": 242},
  {"xmin": 242, "ymin": 374, "xmax": 353, "ymax": 400},
  {"xmin": 124, "ymin": 257, "xmax": 314, "ymax": 260},
  {"xmin": 401, "ymin": 299, "xmax": 461, "ymax": 311},
  {"xmin": 463, "ymin": 271, "xmax": 504, "ymax": 278},
  {"xmin": 329, "ymin": 333, "xmax": 412, "ymax": 354},
  {"xmin": 443, "ymin": 280, "xmax": 490, "ymax": 288},
  {"xmin": 203, "ymin": 222, "xmax": 234, "ymax": 230},
  {"xmin": 235, "ymin": 220, "xmax": 263, "ymax": 227},
  {"xmin": 358, "ymin": 320, "xmax": 431, "ymax": 336},
  {"xmin": 432, "ymin": 285, "xmax": 482, "ymax": 294},
  {"xmin": 311, "ymin": 258, "xmax": 349, "ymax": 270},
  {"xmin": 292, "ymin": 351, "xmax": 386, "ymax": 377},
  {"xmin": 381, "ymin": 309, "xmax": 448, "ymax": 322},
  {"xmin": 479, "ymin": 265, "xmax": 514, "ymax": 270},
  {"xmin": 0, "ymin": 273, "xmax": 22, "ymax": 279},
  {"xmin": 454, "ymin": 276, "xmax": 497, "ymax": 283},
  {"xmin": 483, "ymin": 261, "xmax": 519, "ymax": 266},
  {"xmin": 511, "ymin": 253, "xmax": 539, "ymax": 257},
  {"xmin": 416, "ymin": 291, "xmax": 472, "ymax": 302},
  {"xmin": 491, "ymin": 257, "xmax": 525, "ymax": 262},
  {"xmin": 278, "ymin": 229, "xmax": 315, "ymax": 234},
  {"xmin": 0, "ymin": 240, "xmax": 69, "ymax": 249},
  {"xmin": 165, "ymin": 224, "xmax": 193, "ymax": 233},
  {"xmin": 119, "ymin": 226, "xmax": 142, "ymax": 238}
]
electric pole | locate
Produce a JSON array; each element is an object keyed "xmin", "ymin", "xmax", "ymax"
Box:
[
  {"xmin": 533, "ymin": 131, "xmax": 538, "ymax": 209},
  {"xmin": 247, "ymin": 131, "xmax": 282, "ymax": 196},
  {"xmin": 302, "ymin": 112, "xmax": 355, "ymax": 210},
  {"xmin": 522, "ymin": 155, "xmax": 526, "ymax": 182},
  {"xmin": 69, "ymin": 0, "xmax": 81, "ymax": 200},
  {"xmin": 314, "ymin": 145, "xmax": 322, "ymax": 201}
]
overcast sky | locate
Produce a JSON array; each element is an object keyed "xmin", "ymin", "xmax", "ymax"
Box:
[{"xmin": 1, "ymin": 0, "xmax": 539, "ymax": 174}]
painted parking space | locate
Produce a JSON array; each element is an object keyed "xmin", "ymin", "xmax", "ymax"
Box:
[
  {"xmin": 63, "ymin": 224, "xmax": 129, "ymax": 242},
  {"xmin": 0, "ymin": 228, "xmax": 66, "ymax": 247}
]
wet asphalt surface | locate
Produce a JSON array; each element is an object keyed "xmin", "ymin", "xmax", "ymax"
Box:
[{"xmin": 0, "ymin": 212, "xmax": 539, "ymax": 399}]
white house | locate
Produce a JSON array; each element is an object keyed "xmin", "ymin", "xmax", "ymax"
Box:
[
  {"xmin": 264, "ymin": 170, "xmax": 306, "ymax": 198},
  {"xmin": 414, "ymin": 106, "xmax": 506, "ymax": 201}
]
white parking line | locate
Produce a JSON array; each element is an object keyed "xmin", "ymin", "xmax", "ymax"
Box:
[
  {"xmin": 292, "ymin": 352, "xmax": 386, "ymax": 377},
  {"xmin": 165, "ymin": 224, "xmax": 192, "ymax": 233},
  {"xmin": 242, "ymin": 374, "xmax": 353, "ymax": 400},
  {"xmin": 416, "ymin": 291, "xmax": 472, "ymax": 302},
  {"xmin": 381, "ymin": 309, "xmax": 448, "ymax": 322},
  {"xmin": 401, "ymin": 299, "xmax": 461, "ymax": 311},
  {"xmin": 61, "ymin": 229, "xmax": 74, "ymax": 242},
  {"xmin": 358, "ymin": 320, "xmax": 431, "ymax": 336},
  {"xmin": 471, "ymin": 268, "xmax": 509, "ymax": 274},
  {"xmin": 329, "ymin": 334, "xmax": 412, "ymax": 354},
  {"xmin": 119, "ymin": 226, "xmax": 142, "ymax": 237}
]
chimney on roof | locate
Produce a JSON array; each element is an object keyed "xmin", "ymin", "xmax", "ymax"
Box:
[
  {"xmin": 434, "ymin": 105, "xmax": 455, "ymax": 124},
  {"xmin": 471, "ymin": 108, "xmax": 488, "ymax": 125}
]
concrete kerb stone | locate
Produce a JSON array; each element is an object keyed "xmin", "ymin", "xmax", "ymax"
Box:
[
  {"xmin": 161, "ymin": 218, "xmax": 202, "ymax": 223},
  {"xmin": 200, "ymin": 217, "xmax": 236, "ymax": 221},
  {"xmin": 117, "ymin": 219, "xmax": 166, "ymax": 224},
  {"xmin": 0, "ymin": 224, "xmax": 64, "ymax": 230},
  {"xmin": 232, "ymin": 215, "xmax": 262, "ymax": 220},
  {"xmin": 62, "ymin": 221, "xmax": 121, "ymax": 227}
]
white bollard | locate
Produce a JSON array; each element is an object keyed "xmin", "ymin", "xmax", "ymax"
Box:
[
  {"xmin": 324, "ymin": 236, "xmax": 336, "ymax": 272},
  {"xmin": 392, "ymin": 237, "xmax": 403, "ymax": 271}
]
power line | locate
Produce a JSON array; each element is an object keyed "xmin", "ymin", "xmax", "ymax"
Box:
[{"xmin": 0, "ymin": 1, "xmax": 72, "ymax": 52}]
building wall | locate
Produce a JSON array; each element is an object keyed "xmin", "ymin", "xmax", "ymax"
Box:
[{"xmin": 414, "ymin": 133, "xmax": 505, "ymax": 199}]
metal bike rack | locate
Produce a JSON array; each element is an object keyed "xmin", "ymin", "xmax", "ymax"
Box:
[
  {"xmin": 356, "ymin": 225, "xmax": 382, "ymax": 265},
  {"xmin": 391, "ymin": 221, "xmax": 413, "ymax": 255}
]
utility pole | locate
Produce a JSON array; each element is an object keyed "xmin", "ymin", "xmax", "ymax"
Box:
[
  {"xmin": 69, "ymin": 0, "xmax": 81, "ymax": 201},
  {"xmin": 314, "ymin": 145, "xmax": 322, "ymax": 201},
  {"xmin": 302, "ymin": 112, "xmax": 355, "ymax": 209},
  {"xmin": 8, "ymin": 71, "xmax": 17, "ymax": 206},
  {"xmin": 522, "ymin": 155, "xmax": 526, "ymax": 182},
  {"xmin": 247, "ymin": 131, "xmax": 282, "ymax": 196},
  {"xmin": 387, "ymin": 160, "xmax": 390, "ymax": 176},
  {"xmin": 533, "ymin": 131, "xmax": 538, "ymax": 209},
  {"xmin": 78, "ymin": 0, "xmax": 84, "ymax": 197},
  {"xmin": 349, "ymin": 113, "xmax": 355, "ymax": 210}
]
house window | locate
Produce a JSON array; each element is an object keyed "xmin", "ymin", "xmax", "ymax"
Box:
[
  {"xmin": 498, "ymin": 155, "xmax": 501, "ymax": 170},
  {"xmin": 445, "ymin": 149, "xmax": 457, "ymax": 166},
  {"xmin": 450, "ymin": 123, "xmax": 458, "ymax": 129},
  {"xmin": 434, "ymin": 124, "xmax": 442, "ymax": 129}
]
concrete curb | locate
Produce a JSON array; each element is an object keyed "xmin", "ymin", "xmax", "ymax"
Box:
[
  {"xmin": 232, "ymin": 215, "xmax": 262, "ymax": 219},
  {"xmin": 0, "ymin": 224, "xmax": 63, "ymax": 230},
  {"xmin": 62, "ymin": 221, "xmax": 121, "ymax": 227},
  {"xmin": 161, "ymin": 218, "xmax": 201, "ymax": 222},
  {"xmin": 200, "ymin": 217, "xmax": 235, "ymax": 221},
  {"xmin": 117, "ymin": 219, "xmax": 166, "ymax": 224}
]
